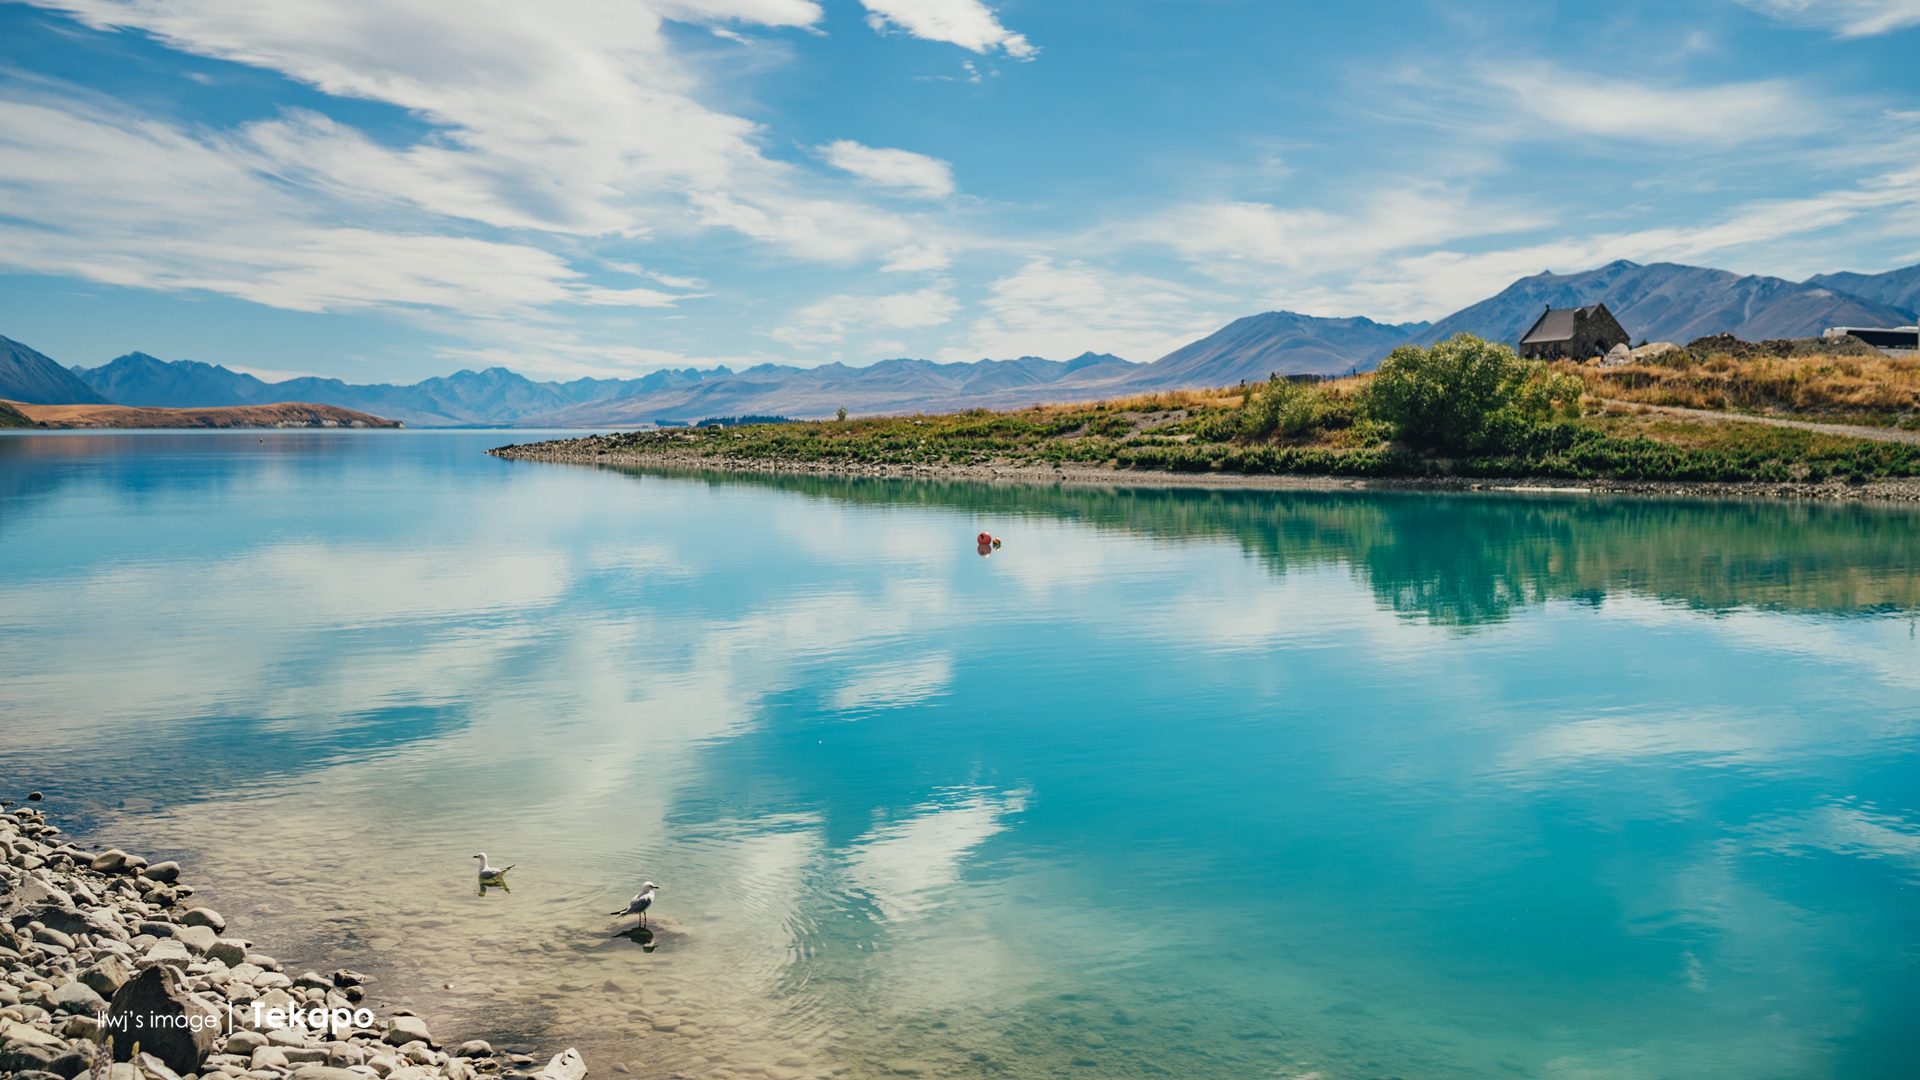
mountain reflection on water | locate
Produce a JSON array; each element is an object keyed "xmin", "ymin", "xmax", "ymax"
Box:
[{"xmin": 2, "ymin": 432, "xmax": 1916, "ymax": 1080}]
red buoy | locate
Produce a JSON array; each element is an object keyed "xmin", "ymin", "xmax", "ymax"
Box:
[{"xmin": 977, "ymin": 532, "xmax": 992, "ymax": 546}]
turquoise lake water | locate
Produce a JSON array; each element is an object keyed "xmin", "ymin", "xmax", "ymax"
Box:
[{"xmin": 2, "ymin": 430, "xmax": 1917, "ymax": 1080}]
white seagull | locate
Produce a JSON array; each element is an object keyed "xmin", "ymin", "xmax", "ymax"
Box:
[
  {"xmin": 474, "ymin": 853, "xmax": 514, "ymax": 884},
  {"xmin": 611, "ymin": 882, "xmax": 659, "ymax": 926}
]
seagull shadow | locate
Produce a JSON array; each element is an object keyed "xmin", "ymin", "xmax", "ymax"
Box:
[{"xmin": 609, "ymin": 919, "xmax": 688, "ymax": 954}]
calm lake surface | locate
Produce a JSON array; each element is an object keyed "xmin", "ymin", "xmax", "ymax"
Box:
[{"xmin": 2, "ymin": 430, "xmax": 1917, "ymax": 1080}]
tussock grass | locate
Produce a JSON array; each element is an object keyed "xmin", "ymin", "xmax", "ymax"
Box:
[{"xmin": 1578, "ymin": 348, "xmax": 1920, "ymax": 418}]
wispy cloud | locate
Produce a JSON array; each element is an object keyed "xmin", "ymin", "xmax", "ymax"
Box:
[
  {"xmin": 822, "ymin": 140, "xmax": 957, "ymax": 199},
  {"xmin": 770, "ymin": 286, "xmax": 960, "ymax": 347},
  {"xmin": 1735, "ymin": 0, "xmax": 1920, "ymax": 37},
  {"xmin": 7, "ymin": 0, "xmax": 926, "ymax": 307},
  {"xmin": 856, "ymin": 0, "xmax": 1036, "ymax": 58},
  {"xmin": 943, "ymin": 258, "xmax": 1223, "ymax": 364},
  {"xmin": 1481, "ymin": 64, "xmax": 1822, "ymax": 145}
]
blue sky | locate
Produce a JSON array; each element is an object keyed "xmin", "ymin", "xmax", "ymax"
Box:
[{"xmin": 2, "ymin": 0, "xmax": 1918, "ymax": 383}]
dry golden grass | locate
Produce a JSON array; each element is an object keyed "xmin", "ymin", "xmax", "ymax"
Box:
[{"xmin": 1575, "ymin": 350, "xmax": 1920, "ymax": 417}]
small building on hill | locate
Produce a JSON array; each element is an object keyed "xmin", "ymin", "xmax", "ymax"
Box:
[{"xmin": 1517, "ymin": 303, "xmax": 1630, "ymax": 360}]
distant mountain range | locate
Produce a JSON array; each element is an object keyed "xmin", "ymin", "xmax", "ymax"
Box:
[
  {"xmin": 1, "ymin": 336, "xmax": 107, "ymax": 405},
  {"xmin": 6, "ymin": 258, "xmax": 1916, "ymax": 426},
  {"xmin": 1418, "ymin": 260, "xmax": 1914, "ymax": 348}
]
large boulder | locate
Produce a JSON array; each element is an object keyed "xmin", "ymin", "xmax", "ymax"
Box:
[{"xmin": 105, "ymin": 965, "xmax": 219, "ymax": 1076}]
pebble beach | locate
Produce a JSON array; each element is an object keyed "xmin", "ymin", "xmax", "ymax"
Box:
[{"xmin": 0, "ymin": 804, "xmax": 585, "ymax": 1080}]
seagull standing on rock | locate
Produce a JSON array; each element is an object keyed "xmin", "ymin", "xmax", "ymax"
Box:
[
  {"xmin": 611, "ymin": 882, "xmax": 659, "ymax": 926},
  {"xmin": 474, "ymin": 853, "xmax": 514, "ymax": 885}
]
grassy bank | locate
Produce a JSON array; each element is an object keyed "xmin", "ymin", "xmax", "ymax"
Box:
[{"xmin": 551, "ymin": 334, "xmax": 1920, "ymax": 485}]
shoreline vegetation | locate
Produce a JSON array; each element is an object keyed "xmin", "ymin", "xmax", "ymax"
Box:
[
  {"xmin": 491, "ymin": 334, "xmax": 1920, "ymax": 501},
  {"xmin": 0, "ymin": 805, "xmax": 584, "ymax": 1080}
]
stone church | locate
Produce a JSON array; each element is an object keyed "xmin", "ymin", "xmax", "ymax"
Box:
[{"xmin": 1517, "ymin": 303, "xmax": 1630, "ymax": 359}]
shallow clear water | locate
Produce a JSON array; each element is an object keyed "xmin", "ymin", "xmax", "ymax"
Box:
[{"xmin": 3, "ymin": 430, "xmax": 1918, "ymax": 1080}]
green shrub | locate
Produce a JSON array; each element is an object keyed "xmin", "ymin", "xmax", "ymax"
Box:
[{"xmin": 1366, "ymin": 334, "xmax": 1580, "ymax": 451}]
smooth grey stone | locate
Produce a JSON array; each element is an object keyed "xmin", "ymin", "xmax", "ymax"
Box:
[
  {"xmin": 47, "ymin": 979, "xmax": 108, "ymax": 1013},
  {"xmin": 140, "ymin": 939, "xmax": 194, "ymax": 969},
  {"xmin": 90, "ymin": 851, "xmax": 131, "ymax": 873},
  {"xmin": 139, "ymin": 921, "xmax": 180, "ymax": 940},
  {"xmin": 328, "ymin": 972, "xmax": 369, "ymax": 989},
  {"xmin": 175, "ymin": 926, "xmax": 218, "ymax": 955},
  {"xmin": 382, "ymin": 1016, "xmax": 432, "ymax": 1048},
  {"xmin": 180, "ymin": 909, "xmax": 227, "ymax": 933},
  {"xmin": 454, "ymin": 1043, "xmax": 492, "ymax": 1059},
  {"xmin": 0, "ymin": 1044, "xmax": 57, "ymax": 1074},
  {"xmin": 208, "ymin": 940, "xmax": 249, "ymax": 967},
  {"xmin": 81, "ymin": 954, "xmax": 136, "ymax": 996},
  {"xmin": 33, "ymin": 926, "xmax": 76, "ymax": 950},
  {"xmin": 141, "ymin": 862, "xmax": 183, "ymax": 885},
  {"xmin": 49, "ymin": 1042, "xmax": 99, "ymax": 1078},
  {"xmin": 14, "ymin": 877, "xmax": 73, "ymax": 908},
  {"xmin": 224, "ymin": 1033, "xmax": 270, "ymax": 1054},
  {"xmin": 22, "ymin": 905, "xmax": 92, "ymax": 938},
  {"xmin": 293, "ymin": 972, "xmax": 333, "ymax": 991}
]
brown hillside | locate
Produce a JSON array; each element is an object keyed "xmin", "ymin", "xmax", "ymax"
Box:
[{"xmin": 4, "ymin": 400, "xmax": 402, "ymax": 429}]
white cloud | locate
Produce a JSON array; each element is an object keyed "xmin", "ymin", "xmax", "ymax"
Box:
[
  {"xmin": 821, "ymin": 140, "xmax": 956, "ymax": 198},
  {"xmin": 1736, "ymin": 0, "xmax": 1920, "ymax": 36},
  {"xmin": 880, "ymin": 244, "xmax": 953, "ymax": 273},
  {"xmin": 857, "ymin": 0, "xmax": 1036, "ymax": 58},
  {"xmin": 1482, "ymin": 65, "xmax": 1821, "ymax": 145},
  {"xmin": 569, "ymin": 285, "xmax": 688, "ymax": 307},
  {"xmin": 943, "ymin": 258, "xmax": 1223, "ymax": 363},
  {"xmin": 770, "ymin": 286, "xmax": 960, "ymax": 346},
  {"xmin": 6, "ymin": 0, "xmax": 926, "ymax": 327}
]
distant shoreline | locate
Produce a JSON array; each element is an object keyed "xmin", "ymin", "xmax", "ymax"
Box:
[
  {"xmin": 488, "ymin": 438, "xmax": 1920, "ymax": 502},
  {"xmin": 1, "ymin": 400, "xmax": 402, "ymax": 429}
]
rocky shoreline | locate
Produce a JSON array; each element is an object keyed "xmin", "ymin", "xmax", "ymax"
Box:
[
  {"xmin": 489, "ymin": 437, "xmax": 1920, "ymax": 502},
  {"xmin": 0, "ymin": 805, "xmax": 585, "ymax": 1080}
]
